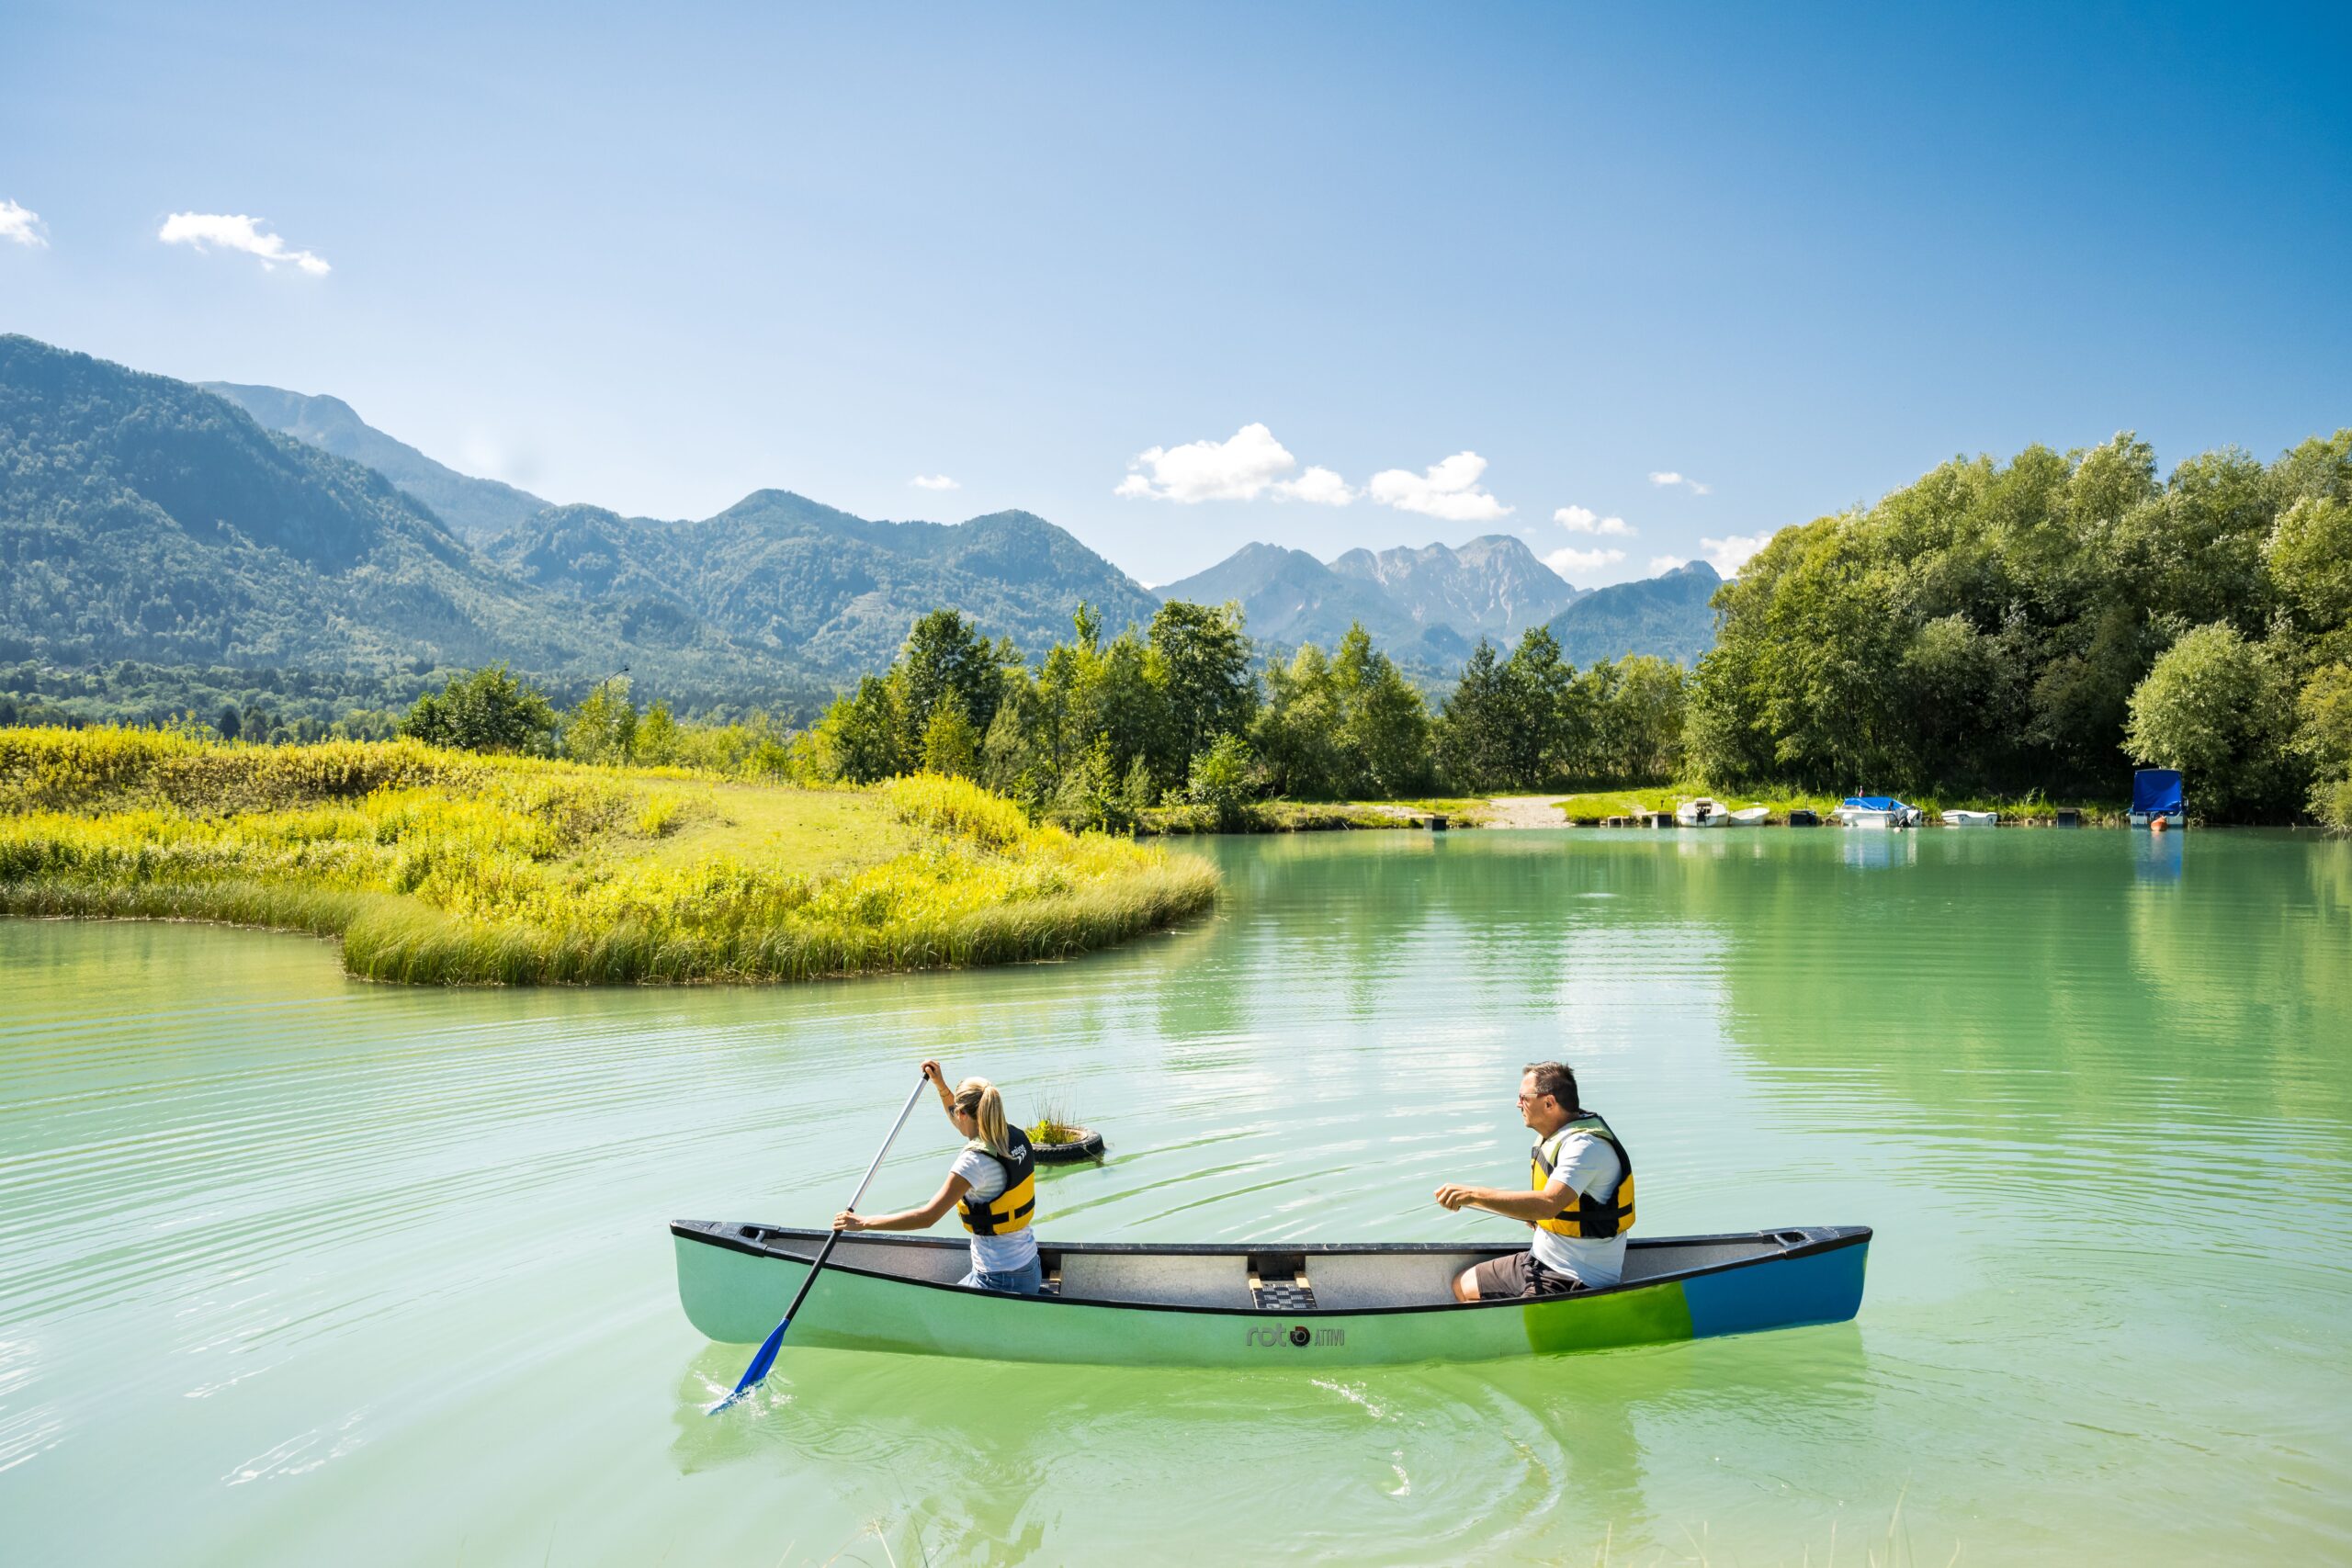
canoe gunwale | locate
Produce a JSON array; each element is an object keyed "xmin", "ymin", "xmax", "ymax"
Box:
[{"xmin": 670, "ymin": 1221, "xmax": 1871, "ymax": 1321}]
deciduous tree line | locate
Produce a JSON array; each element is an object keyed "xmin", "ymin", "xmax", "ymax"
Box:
[
  {"xmin": 1685, "ymin": 431, "xmax": 2352, "ymax": 824},
  {"xmin": 802, "ymin": 602, "xmax": 1693, "ymax": 828}
]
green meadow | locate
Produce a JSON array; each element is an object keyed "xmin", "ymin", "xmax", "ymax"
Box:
[{"xmin": 0, "ymin": 728, "xmax": 1218, "ymax": 985}]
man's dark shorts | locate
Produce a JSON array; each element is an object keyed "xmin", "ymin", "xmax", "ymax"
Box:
[{"xmin": 1469, "ymin": 1250, "xmax": 1585, "ymax": 1300}]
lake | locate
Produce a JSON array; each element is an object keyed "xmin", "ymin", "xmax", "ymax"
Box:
[{"xmin": 2, "ymin": 826, "xmax": 2347, "ymax": 1563}]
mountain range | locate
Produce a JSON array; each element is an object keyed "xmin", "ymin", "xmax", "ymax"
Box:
[
  {"xmin": 1, "ymin": 334, "xmax": 1720, "ymax": 708},
  {"xmin": 1158, "ymin": 534, "xmax": 1718, "ymax": 668}
]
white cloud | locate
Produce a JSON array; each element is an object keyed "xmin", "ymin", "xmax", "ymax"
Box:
[
  {"xmin": 1648, "ymin": 470, "xmax": 1712, "ymax": 495},
  {"xmin": 1555, "ymin": 504, "xmax": 1631, "ymax": 536},
  {"xmin": 1545, "ymin": 546, "xmax": 1626, "ymax": 580},
  {"xmin": 0, "ymin": 199, "xmax": 47, "ymax": 248},
  {"xmin": 1116, "ymin": 423, "xmax": 1354, "ymax": 505},
  {"xmin": 910, "ymin": 474, "xmax": 960, "ymax": 491},
  {"xmin": 1276, "ymin": 465, "xmax": 1356, "ymax": 506},
  {"xmin": 1367, "ymin": 451, "xmax": 1511, "ymax": 523},
  {"xmin": 1702, "ymin": 531, "xmax": 1776, "ymax": 576},
  {"xmin": 1649, "ymin": 555, "xmax": 1689, "ymax": 573},
  {"xmin": 158, "ymin": 211, "xmax": 330, "ymax": 275},
  {"xmin": 1118, "ymin": 423, "xmax": 1297, "ymax": 502}
]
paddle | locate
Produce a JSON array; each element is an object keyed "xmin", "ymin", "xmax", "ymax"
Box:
[{"xmin": 707, "ymin": 1070, "xmax": 933, "ymax": 1414}]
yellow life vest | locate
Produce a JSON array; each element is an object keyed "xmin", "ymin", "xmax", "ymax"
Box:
[
  {"xmin": 1531, "ymin": 1111, "xmax": 1634, "ymax": 1239},
  {"xmin": 956, "ymin": 1127, "xmax": 1037, "ymax": 1236}
]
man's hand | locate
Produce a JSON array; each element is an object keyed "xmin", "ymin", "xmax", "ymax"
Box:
[
  {"xmin": 831, "ymin": 1210, "xmax": 868, "ymax": 1232},
  {"xmin": 1434, "ymin": 1183, "xmax": 1482, "ymax": 1212}
]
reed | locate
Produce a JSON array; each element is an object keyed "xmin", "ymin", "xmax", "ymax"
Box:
[{"xmin": 0, "ymin": 728, "xmax": 1219, "ymax": 985}]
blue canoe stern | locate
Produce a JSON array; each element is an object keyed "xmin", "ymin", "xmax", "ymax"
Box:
[{"xmin": 1681, "ymin": 1234, "xmax": 1869, "ymax": 1340}]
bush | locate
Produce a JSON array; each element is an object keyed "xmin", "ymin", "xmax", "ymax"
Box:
[
  {"xmin": 2125, "ymin": 624, "xmax": 2301, "ymax": 818},
  {"xmin": 1187, "ymin": 731, "xmax": 1260, "ymax": 829},
  {"xmin": 400, "ymin": 665, "xmax": 559, "ymax": 756}
]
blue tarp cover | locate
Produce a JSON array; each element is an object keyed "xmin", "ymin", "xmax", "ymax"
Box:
[
  {"xmin": 2132, "ymin": 769, "xmax": 2184, "ymax": 817},
  {"xmin": 1841, "ymin": 795, "xmax": 1910, "ymax": 811}
]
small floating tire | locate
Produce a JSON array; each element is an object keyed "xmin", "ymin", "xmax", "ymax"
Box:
[{"xmin": 1032, "ymin": 1129, "xmax": 1106, "ymax": 1164}]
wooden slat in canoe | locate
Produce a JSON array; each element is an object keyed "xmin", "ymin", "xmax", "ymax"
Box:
[{"xmin": 671, "ymin": 1221, "xmax": 1870, "ymax": 1368}]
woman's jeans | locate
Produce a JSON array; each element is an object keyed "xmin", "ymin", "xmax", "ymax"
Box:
[{"xmin": 960, "ymin": 1256, "xmax": 1044, "ymax": 1294}]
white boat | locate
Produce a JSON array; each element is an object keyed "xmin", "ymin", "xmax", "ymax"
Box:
[
  {"xmin": 1728, "ymin": 807, "xmax": 1770, "ymax": 826},
  {"xmin": 1676, "ymin": 797, "xmax": 1732, "ymax": 826},
  {"xmin": 1941, "ymin": 809, "xmax": 1997, "ymax": 827},
  {"xmin": 1835, "ymin": 795, "xmax": 1921, "ymax": 828}
]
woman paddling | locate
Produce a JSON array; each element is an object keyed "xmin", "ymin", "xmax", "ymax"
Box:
[{"xmin": 831, "ymin": 1060, "xmax": 1042, "ymax": 1294}]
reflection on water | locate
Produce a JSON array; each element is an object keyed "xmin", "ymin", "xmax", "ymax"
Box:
[{"xmin": 1, "ymin": 829, "xmax": 2347, "ymax": 1563}]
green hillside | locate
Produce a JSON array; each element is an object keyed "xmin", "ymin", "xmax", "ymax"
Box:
[
  {"xmin": 0, "ymin": 335, "xmax": 817, "ymax": 709},
  {"xmin": 491, "ymin": 490, "xmax": 1162, "ymax": 671},
  {"xmin": 202, "ymin": 380, "xmax": 553, "ymax": 541},
  {"xmin": 1546, "ymin": 559, "xmax": 1721, "ymax": 666}
]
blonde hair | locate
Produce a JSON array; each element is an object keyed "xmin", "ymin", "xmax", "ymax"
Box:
[{"xmin": 953, "ymin": 1077, "xmax": 1012, "ymax": 1158}]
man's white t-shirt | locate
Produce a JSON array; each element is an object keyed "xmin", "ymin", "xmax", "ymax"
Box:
[
  {"xmin": 951, "ymin": 1144, "xmax": 1040, "ymax": 1274},
  {"xmin": 1526, "ymin": 1125, "xmax": 1627, "ymax": 1287}
]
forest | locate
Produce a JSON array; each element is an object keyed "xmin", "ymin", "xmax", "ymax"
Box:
[{"xmin": 7, "ymin": 430, "xmax": 2346, "ymax": 829}]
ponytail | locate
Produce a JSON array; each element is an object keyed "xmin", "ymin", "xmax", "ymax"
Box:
[{"xmin": 954, "ymin": 1077, "xmax": 1011, "ymax": 1158}]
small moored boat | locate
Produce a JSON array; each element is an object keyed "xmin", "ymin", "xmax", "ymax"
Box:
[
  {"xmin": 1836, "ymin": 795, "xmax": 1920, "ymax": 828},
  {"xmin": 672, "ymin": 1222, "xmax": 1870, "ymax": 1368},
  {"xmin": 1728, "ymin": 806, "xmax": 1770, "ymax": 826},
  {"xmin": 2129, "ymin": 768, "xmax": 2184, "ymax": 829},
  {"xmin": 1941, "ymin": 809, "xmax": 1997, "ymax": 827},
  {"xmin": 1676, "ymin": 797, "xmax": 1731, "ymax": 826}
]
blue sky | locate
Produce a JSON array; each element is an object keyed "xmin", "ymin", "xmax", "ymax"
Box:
[{"xmin": 4, "ymin": 1, "xmax": 2347, "ymax": 588}]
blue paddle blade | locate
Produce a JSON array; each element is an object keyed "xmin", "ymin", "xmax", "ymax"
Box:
[{"xmin": 707, "ymin": 1316, "xmax": 790, "ymax": 1415}]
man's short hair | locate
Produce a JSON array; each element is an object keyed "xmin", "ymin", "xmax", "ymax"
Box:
[{"xmin": 1522, "ymin": 1061, "xmax": 1579, "ymax": 1113}]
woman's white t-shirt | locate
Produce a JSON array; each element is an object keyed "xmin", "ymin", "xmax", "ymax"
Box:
[
  {"xmin": 951, "ymin": 1144, "xmax": 1040, "ymax": 1274},
  {"xmin": 1527, "ymin": 1127, "xmax": 1628, "ymax": 1287}
]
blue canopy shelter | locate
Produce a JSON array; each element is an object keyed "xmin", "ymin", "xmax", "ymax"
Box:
[{"xmin": 2130, "ymin": 769, "xmax": 2184, "ymax": 826}]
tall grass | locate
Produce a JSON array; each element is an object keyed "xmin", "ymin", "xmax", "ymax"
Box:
[{"xmin": 0, "ymin": 728, "xmax": 1219, "ymax": 985}]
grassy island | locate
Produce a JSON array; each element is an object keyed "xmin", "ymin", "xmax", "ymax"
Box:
[{"xmin": 0, "ymin": 728, "xmax": 1218, "ymax": 985}]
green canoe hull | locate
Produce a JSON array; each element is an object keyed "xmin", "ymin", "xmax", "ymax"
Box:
[{"xmin": 672, "ymin": 1223, "xmax": 1869, "ymax": 1369}]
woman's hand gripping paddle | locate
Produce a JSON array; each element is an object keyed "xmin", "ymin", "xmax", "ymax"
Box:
[{"xmin": 707, "ymin": 1070, "xmax": 932, "ymax": 1414}]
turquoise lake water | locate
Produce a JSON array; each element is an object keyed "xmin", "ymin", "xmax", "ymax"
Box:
[{"xmin": 2, "ymin": 826, "xmax": 2347, "ymax": 1562}]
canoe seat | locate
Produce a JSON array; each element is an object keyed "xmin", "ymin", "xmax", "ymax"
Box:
[{"xmin": 1248, "ymin": 1267, "xmax": 1317, "ymax": 1312}]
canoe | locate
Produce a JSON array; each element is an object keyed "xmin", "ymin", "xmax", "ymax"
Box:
[{"xmin": 671, "ymin": 1221, "xmax": 1870, "ymax": 1368}]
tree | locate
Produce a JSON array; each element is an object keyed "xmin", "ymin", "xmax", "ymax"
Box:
[
  {"xmin": 920, "ymin": 700, "xmax": 980, "ymax": 778},
  {"xmin": 1335, "ymin": 626, "xmax": 1432, "ymax": 796},
  {"xmin": 634, "ymin": 701, "xmax": 682, "ymax": 767},
  {"xmin": 815, "ymin": 675, "xmax": 906, "ymax": 784},
  {"xmin": 897, "ymin": 608, "xmax": 1002, "ymax": 742},
  {"xmin": 2124, "ymin": 623, "xmax": 2301, "ymax": 818},
  {"xmin": 1148, "ymin": 600, "xmax": 1257, "ymax": 776},
  {"xmin": 398, "ymin": 664, "xmax": 558, "ymax": 755},
  {"xmin": 2268, "ymin": 494, "xmax": 2352, "ymax": 656},
  {"xmin": 1500, "ymin": 626, "xmax": 1582, "ymax": 784},
  {"xmin": 565, "ymin": 675, "xmax": 639, "ymax": 764},
  {"xmin": 2293, "ymin": 663, "xmax": 2352, "ymax": 829},
  {"xmin": 1253, "ymin": 645, "xmax": 1347, "ymax": 799},
  {"xmin": 1435, "ymin": 640, "xmax": 1514, "ymax": 790},
  {"xmin": 216, "ymin": 704, "xmax": 242, "ymax": 741},
  {"xmin": 1187, "ymin": 731, "xmax": 1260, "ymax": 829}
]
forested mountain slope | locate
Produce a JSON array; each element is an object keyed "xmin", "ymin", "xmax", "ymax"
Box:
[
  {"xmin": 0, "ymin": 336, "xmax": 815, "ymax": 706},
  {"xmin": 1546, "ymin": 559, "xmax": 1721, "ymax": 666},
  {"xmin": 490, "ymin": 491, "xmax": 1161, "ymax": 671},
  {"xmin": 202, "ymin": 380, "xmax": 553, "ymax": 541}
]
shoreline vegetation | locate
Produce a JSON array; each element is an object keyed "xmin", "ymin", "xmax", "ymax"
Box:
[
  {"xmin": 6, "ymin": 439, "xmax": 2346, "ymax": 837},
  {"xmin": 0, "ymin": 728, "xmax": 1218, "ymax": 986}
]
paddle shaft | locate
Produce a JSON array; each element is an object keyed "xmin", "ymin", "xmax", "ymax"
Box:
[
  {"xmin": 777, "ymin": 1073, "xmax": 932, "ymax": 1325},
  {"xmin": 710, "ymin": 1070, "xmax": 933, "ymax": 1410}
]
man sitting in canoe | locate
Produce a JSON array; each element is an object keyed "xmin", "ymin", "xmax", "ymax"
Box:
[
  {"xmin": 831, "ymin": 1060, "xmax": 1042, "ymax": 1295},
  {"xmin": 1434, "ymin": 1061, "xmax": 1633, "ymax": 1300}
]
